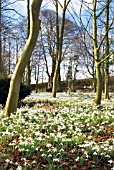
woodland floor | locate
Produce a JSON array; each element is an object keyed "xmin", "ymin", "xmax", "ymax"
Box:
[{"xmin": 0, "ymin": 92, "xmax": 114, "ymax": 170}]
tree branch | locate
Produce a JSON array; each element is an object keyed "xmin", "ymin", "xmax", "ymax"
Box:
[
  {"xmin": 97, "ymin": 18, "xmax": 114, "ymax": 51},
  {"xmin": 96, "ymin": 0, "xmax": 112, "ymax": 19},
  {"xmin": 98, "ymin": 50, "xmax": 114, "ymax": 65},
  {"xmin": 4, "ymin": 8, "xmax": 24, "ymax": 17}
]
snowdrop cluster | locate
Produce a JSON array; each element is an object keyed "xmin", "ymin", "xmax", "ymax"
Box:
[{"xmin": 0, "ymin": 92, "xmax": 114, "ymax": 169}]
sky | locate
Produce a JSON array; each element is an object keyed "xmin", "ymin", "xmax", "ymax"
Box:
[
  {"xmin": 9, "ymin": 0, "xmax": 94, "ymax": 83},
  {"xmin": 16, "ymin": 0, "xmax": 83, "ymax": 16},
  {"xmin": 10, "ymin": 0, "xmax": 93, "ymax": 83}
]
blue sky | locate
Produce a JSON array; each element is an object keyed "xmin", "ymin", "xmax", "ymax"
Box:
[{"xmin": 16, "ymin": 0, "xmax": 83, "ymax": 16}]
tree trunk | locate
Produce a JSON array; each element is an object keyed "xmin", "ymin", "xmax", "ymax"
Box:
[
  {"xmin": 4, "ymin": 0, "xmax": 42, "ymax": 116},
  {"xmin": 92, "ymin": 0, "xmax": 102, "ymax": 106},
  {"xmin": 104, "ymin": 0, "xmax": 109, "ymax": 99},
  {"xmin": 52, "ymin": 0, "xmax": 70, "ymax": 97},
  {"xmin": 49, "ymin": 57, "xmax": 56, "ymax": 88},
  {"xmin": 8, "ymin": 41, "xmax": 11, "ymax": 74},
  {"xmin": 26, "ymin": 61, "xmax": 31, "ymax": 85},
  {"xmin": 52, "ymin": 58, "xmax": 60, "ymax": 97},
  {"xmin": 52, "ymin": 0, "xmax": 59, "ymax": 97},
  {"xmin": 26, "ymin": 0, "xmax": 31, "ymax": 85},
  {"xmin": 94, "ymin": 63, "xmax": 102, "ymax": 105},
  {"xmin": 104, "ymin": 65, "xmax": 109, "ymax": 99}
]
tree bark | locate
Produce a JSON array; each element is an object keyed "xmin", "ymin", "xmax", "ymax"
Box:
[
  {"xmin": 104, "ymin": 0, "xmax": 109, "ymax": 99},
  {"xmin": 52, "ymin": 0, "xmax": 71, "ymax": 97},
  {"xmin": 26, "ymin": 0, "xmax": 31, "ymax": 85},
  {"xmin": 93, "ymin": 0, "xmax": 102, "ymax": 106},
  {"xmin": 94, "ymin": 63, "xmax": 102, "ymax": 105},
  {"xmin": 4, "ymin": 0, "xmax": 42, "ymax": 116}
]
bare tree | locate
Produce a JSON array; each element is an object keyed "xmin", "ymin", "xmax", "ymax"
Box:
[
  {"xmin": 79, "ymin": 0, "xmax": 114, "ymax": 105},
  {"xmin": 52, "ymin": 0, "xmax": 71, "ymax": 97},
  {"xmin": 4, "ymin": 0, "xmax": 42, "ymax": 116},
  {"xmin": 92, "ymin": 0, "xmax": 114, "ymax": 105}
]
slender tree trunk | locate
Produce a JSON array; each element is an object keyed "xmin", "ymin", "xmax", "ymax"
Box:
[
  {"xmin": 104, "ymin": 0, "xmax": 109, "ymax": 99},
  {"xmin": 52, "ymin": 0, "xmax": 70, "ymax": 97},
  {"xmin": 93, "ymin": 0, "xmax": 102, "ymax": 106},
  {"xmin": 52, "ymin": 0, "xmax": 59, "ymax": 96},
  {"xmin": 8, "ymin": 41, "xmax": 11, "ymax": 74},
  {"xmin": 4, "ymin": 0, "xmax": 42, "ymax": 116},
  {"xmin": 26, "ymin": 0, "xmax": 31, "ymax": 85},
  {"xmin": 35, "ymin": 64, "xmax": 39, "ymax": 93},
  {"xmin": 94, "ymin": 63, "xmax": 102, "ymax": 105},
  {"xmin": 50, "ymin": 58, "xmax": 56, "ymax": 87},
  {"xmin": 52, "ymin": 58, "xmax": 60, "ymax": 97},
  {"xmin": 26, "ymin": 60, "xmax": 31, "ymax": 85}
]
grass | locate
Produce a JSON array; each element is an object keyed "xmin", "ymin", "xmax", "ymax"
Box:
[{"xmin": 0, "ymin": 92, "xmax": 114, "ymax": 170}]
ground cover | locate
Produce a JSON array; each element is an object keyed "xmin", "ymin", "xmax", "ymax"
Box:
[{"xmin": 0, "ymin": 92, "xmax": 114, "ymax": 170}]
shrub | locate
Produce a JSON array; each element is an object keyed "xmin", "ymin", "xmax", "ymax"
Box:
[{"xmin": 0, "ymin": 77, "xmax": 31, "ymax": 106}]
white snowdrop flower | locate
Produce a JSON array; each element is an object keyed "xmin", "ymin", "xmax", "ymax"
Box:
[
  {"xmin": 46, "ymin": 143, "xmax": 52, "ymax": 148},
  {"xmin": 41, "ymin": 153, "xmax": 46, "ymax": 157},
  {"xmin": 93, "ymin": 152, "xmax": 97, "ymax": 155},
  {"xmin": 71, "ymin": 149, "xmax": 75, "ymax": 153},
  {"xmin": 18, "ymin": 148, "xmax": 25, "ymax": 152},
  {"xmin": 48, "ymin": 154, "xmax": 52, "ymax": 157},
  {"xmin": 75, "ymin": 156, "xmax": 79, "ymax": 161},
  {"xmin": 104, "ymin": 148, "xmax": 108, "ymax": 151},
  {"xmin": 109, "ymin": 146, "xmax": 113, "ymax": 150},
  {"xmin": 84, "ymin": 151, "xmax": 88, "ymax": 156},
  {"xmin": 35, "ymin": 147, "xmax": 38, "ymax": 151},
  {"xmin": 57, "ymin": 132, "xmax": 62, "ymax": 138},
  {"xmin": 35, "ymin": 131, "xmax": 40, "ymax": 136},
  {"xmin": 16, "ymin": 165, "xmax": 22, "ymax": 170},
  {"xmin": 53, "ymin": 158, "xmax": 60, "ymax": 162},
  {"xmin": 108, "ymin": 160, "xmax": 113, "ymax": 164},
  {"xmin": 85, "ymin": 153, "xmax": 89, "ymax": 158},
  {"xmin": 37, "ymin": 137, "xmax": 42, "ymax": 141},
  {"xmin": 24, "ymin": 162, "xmax": 30, "ymax": 166},
  {"xmin": 32, "ymin": 160, "xmax": 37, "ymax": 164},
  {"xmin": 88, "ymin": 135, "xmax": 92, "ymax": 139},
  {"xmin": 105, "ymin": 155, "xmax": 110, "ymax": 158},
  {"xmin": 92, "ymin": 145, "xmax": 100, "ymax": 152},
  {"xmin": 52, "ymin": 147, "xmax": 57, "ymax": 152},
  {"xmin": 5, "ymin": 159, "xmax": 10, "ymax": 163},
  {"xmin": 50, "ymin": 133, "xmax": 55, "ymax": 137},
  {"xmin": 100, "ymin": 146, "xmax": 104, "ymax": 149},
  {"xmin": 21, "ymin": 158, "xmax": 26, "ymax": 161},
  {"xmin": 60, "ymin": 148, "xmax": 64, "ymax": 152}
]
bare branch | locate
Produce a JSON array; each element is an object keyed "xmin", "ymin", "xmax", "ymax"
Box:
[
  {"xmin": 97, "ymin": 18, "xmax": 114, "ymax": 51},
  {"xmin": 98, "ymin": 50, "xmax": 114, "ymax": 65},
  {"xmin": 96, "ymin": 0, "xmax": 112, "ymax": 19},
  {"xmin": 4, "ymin": 8, "xmax": 24, "ymax": 17}
]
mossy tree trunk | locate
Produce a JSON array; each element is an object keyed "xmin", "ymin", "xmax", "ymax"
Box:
[{"xmin": 4, "ymin": 0, "xmax": 42, "ymax": 116}]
